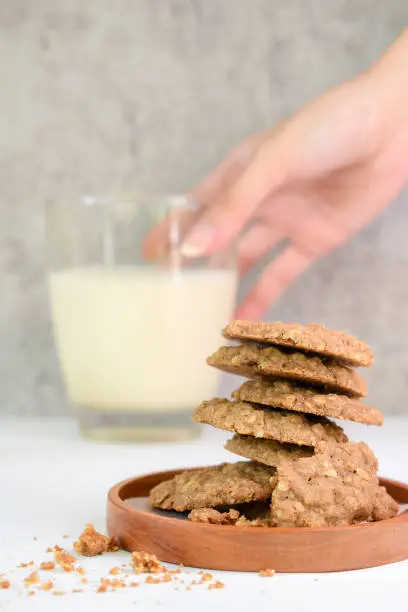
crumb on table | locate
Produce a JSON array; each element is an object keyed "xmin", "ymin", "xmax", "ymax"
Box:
[
  {"xmin": 74, "ymin": 524, "xmax": 119, "ymax": 557},
  {"xmin": 54, "ymin": 550, "xmax": 76, "ymax": 572},
  {"xmin": 259, "ymin": 568, "xmax": 275, "ymax": 577},
  {"xmin": 40, "ymin": 561, "xmax": 55, "ymax": 571},
  {"xmin": 0, "ymin": 579, "xmax": 10, "ymax": 589},
  {"xmin": 131, "ymin": 551, "xmax": 164, "ymax": 574}
]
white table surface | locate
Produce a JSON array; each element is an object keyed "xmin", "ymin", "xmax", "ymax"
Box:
[{"xmin": 1, "ymin": 416, "xmax": 408, "ymax": 612}]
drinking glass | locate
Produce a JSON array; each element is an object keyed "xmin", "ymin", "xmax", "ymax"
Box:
[{"xmin": 46, "ymin": 194, "xmax": 237, "ymax": 442}]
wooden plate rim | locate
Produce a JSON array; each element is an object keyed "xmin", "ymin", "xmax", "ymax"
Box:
[{"xmin": 107, "ymin": 467, "xmax": 408, "ymax": 533}]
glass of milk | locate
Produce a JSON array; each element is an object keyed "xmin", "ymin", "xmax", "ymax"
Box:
[{"xmin": 46, "ymin": 194, "xmax": 237, "ymax": 442}]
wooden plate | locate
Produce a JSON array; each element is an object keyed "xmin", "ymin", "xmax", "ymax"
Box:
[{"xmin": 107, "ymin": 467, "xmax": 408, "ymax": 573}]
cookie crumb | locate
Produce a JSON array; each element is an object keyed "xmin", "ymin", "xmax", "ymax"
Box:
[
  {"xmin": 72, "ymin": 588, "xmax": 84, "ymax": 593},
  {"xmin": 131, "ymin": 551, "xmax": 164, "ymax": 574},
  {"xmin": 130, "ymin": 581, "xmax": 139, "ymax": 587},
  {"xmin": 0, "ymin": 579, "xmax": 10, "ymax": 589},
  {"xmin": 208, "ymin": 580, "xmax": 225, "ymax": 590},
  {"xmin": 96, "ymin": 577, "xmax": 126, "ymax": 592},
  {"xmin": 24, "ymin": 571, "xmax": 40, "ymax": 587},
  {"xmin": 107, "ymin": 537, "xmax": 120, "ymax": 552},
  {"xmin": 188, "ymin": 508, "xmax": 241, "ymax": 525},
  {"xmin": 40, "ymin": 562, "xmax": 55, "ymax": 571},
  {"xmin": 54, "ymin": 550, "xmax": 76, "ymax": 572},
  {"xmin": 46, "ymin": 547, "xmax": 53, "ymax": 553},
  {"xmin": 33, "ymin": 537, "xmax": 38, "ymax": 542},
  {"xmin": 76, "ymin": 567, "xmax": 85, "ymax": 575},
  {"xmin": 41, "ymin": 581, "xmax": 54, "ymax": 591},
  {"xmin": 17, "ymin": 561, "xmax": 34, "ymax": 568},
  {"xmin": 28, "ymin": 590, "xmax": 36, "ymax": 596},
  {"xmin": 201, "ymin": 573, "xmax": 213, "ymax": 582},
  {"xmin": 63, "ymin": 535, "xmax": 70, "ymax": 539},
  {"xmin": 74, "ymin": 524, "xmax": 119, "ymax": 557},
  {"xmin": 97, "ymin": 579, "xmax": 109, "ymax": 593},
  {"xmin": 81, "ymin": 578, "xmax": 88, "ymax": 584},
  {"xmin": 53, "ymin": 590, "xmax": 65, "ymax": 596},
  {"xmin": 109, "ymin": 567, "xmax": 120, "ymax": 575},
  {"xmin": 260, "ymin": 569, "xmax": 275, "ymax": 577}
]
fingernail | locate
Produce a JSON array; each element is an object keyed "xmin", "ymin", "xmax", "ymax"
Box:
[
  {"xmin": 180, "ymin": 243, "xmax": 204, "ymax": 258},
  {"xmin": 180, "ymin": 224, "xmax": 216, "ymax": 258}
]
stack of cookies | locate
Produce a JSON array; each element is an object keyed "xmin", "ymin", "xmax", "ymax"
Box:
[{"xmin": 149, "ymin": 321, "xmax": 398, "ymax": 527}]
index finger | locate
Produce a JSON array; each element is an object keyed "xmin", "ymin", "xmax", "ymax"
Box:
[
  {"xmin": 180, "ymin": 134, "xmax": 290, "ymax": 258},
  {"xmin": 142, "ymin": 131, "xmax": 270, "ymax": 260}
]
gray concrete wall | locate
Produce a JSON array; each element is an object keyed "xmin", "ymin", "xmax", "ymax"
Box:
[{"xmin": 1, "ymin": 0, "xmax": 407, "ymax": 416}]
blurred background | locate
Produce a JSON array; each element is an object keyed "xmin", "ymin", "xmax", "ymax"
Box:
[{"xmin": 1, "ymin": 0, "xmax": 407, "ymax": 418}]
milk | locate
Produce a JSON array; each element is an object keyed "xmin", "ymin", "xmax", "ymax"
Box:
[{"xmin": 48, "ymin": 267, "xmax": 237, "ymax": 412}]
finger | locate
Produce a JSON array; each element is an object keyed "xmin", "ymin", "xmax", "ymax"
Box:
[
  {"xmin": 192, "ymin": 130, "xmax": 272, "ymax": 203},
  {"xmin": 142, "ymin": 131, "xmax": 270, "ymax": 260},
  {"xmin": 238, "ymin": 223, "xmax": 285, "ymax": 275},
  {"xmin": 142, "ymin": 202, "xmax": 199, "ymax": 260},
  {"xmin": 181, "ymin": 135, "xmax": 289, "ymax": 258},
  {"xmin": 236, "ymin": 243, "xmax": 318, "ymax": 319}
]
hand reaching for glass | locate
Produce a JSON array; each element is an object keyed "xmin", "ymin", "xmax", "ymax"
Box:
[{"xmin": 144, "ymin": 30, "xmax": 408, "ymax": 319}]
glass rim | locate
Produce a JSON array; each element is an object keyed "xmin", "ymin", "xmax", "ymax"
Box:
[{"xmin": 46, "ymin": 192, "xmax": 200, "ymax": 212}]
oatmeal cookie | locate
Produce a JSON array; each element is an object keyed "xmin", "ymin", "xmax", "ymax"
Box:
[
  {"xmin": 234, "ymin": 379, "xmax": 382, "ymax": 425},
  {"xmin": 271, "ymin": 442, "xmax": 398, "ymax": 527},
  {"xmin": 223, "ymin": 320, "xmax": 373, "ymax": 367},
  {"xmin": 225, "ymin": 434, "xmax": 314, "ymax": 466},
  {"xmin": 149, "ymin": 462, "xmax": 275, "ymax": 512},
  {"xmin": 193, "ymin": 398, "xmax": 347, "ymax": 446},
  {"xmin": 208, "ymin": 344, "xmax": 366, "ymax": 397}
]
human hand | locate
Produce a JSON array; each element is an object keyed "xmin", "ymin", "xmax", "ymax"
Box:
[{"xmin": 144, "ymin": 32, "xmax": 408, "ymax": 319}]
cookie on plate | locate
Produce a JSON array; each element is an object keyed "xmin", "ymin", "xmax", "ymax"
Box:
[
  {"xmin": 271, "ymin": 442, "xmax": 398, "ymax": 527},
  {"xmin": 149, "ymin": 462, "xmax": 275, "ymax": 512},
  {"xmin": 207, "ymin": 344, "xmax": 366, "ymax": 398},
  {"xmin": 223, "ymin": 320, "xmax": 373, "ymax": 367}
]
